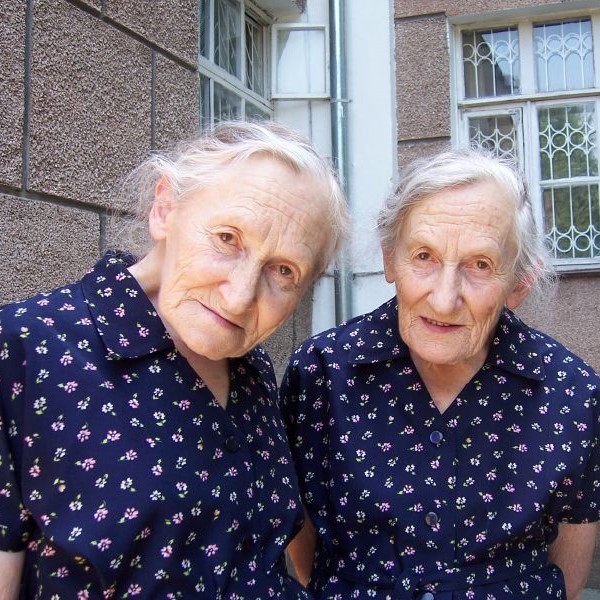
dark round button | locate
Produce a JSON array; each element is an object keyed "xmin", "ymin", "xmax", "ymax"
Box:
[
  {"xmin": 425, "ymin": 511, "xmax": 439, "ymax": 527},
  {"xmin": 429, "ymin": 430, "xmax": 444, "ymax": 445},
  {"xmin": 224, "ymin": 435, "xmax": 240, "ymax": 452},
  {"xmin": 418, "ymin": 593, "xmax": 435, "ymax": 600}
]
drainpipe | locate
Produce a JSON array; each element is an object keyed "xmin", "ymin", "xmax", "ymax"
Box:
[{"xmin": 329, "ymin": 0, "xmax": 352, "ymax": 324}]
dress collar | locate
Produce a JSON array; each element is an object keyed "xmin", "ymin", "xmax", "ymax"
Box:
[{"xmin": 345, "ymin": 298, "xmax": 546, "ymax": 381}]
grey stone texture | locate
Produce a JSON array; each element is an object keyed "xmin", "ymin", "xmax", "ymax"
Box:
[
  {"xmin": 28, "ymin": 0, "xmax": 152, "ymax": 210},
  {"xmin": 105, "ymin": 0, "xmax": 198, "ymax": 66},
  {"xmin": 0, "ymin": 194, "xmax": 100, "ymax": 304},
  {"xmin": 395, "ymin": 14, "xmax": 450, "ymax": 141},
  {"xmin": 0, "ymin": 1, "xmax": 26, "ymax": 188},
  {"xmin": 264, "ymin": 293, "xmax": 313, "ymax": 383},
  {"xmin": 397, "ymin": 138, "xmax": 451, "ymax": 173},
  {"xmin": 154, "ymin": 53, "xmax": 200, "ymax": 150},
  {"xmin": 395, "ymin": 0, "xmax": 575, "ymax": 18}
]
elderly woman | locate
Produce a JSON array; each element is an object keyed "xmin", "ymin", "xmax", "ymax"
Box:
[
  {"xmin": 281, "ymin": 149, "xmax": 600, "ymax": 599},
  {"xmin": 0, "ymin": 120, "xmax": 349, "ymax": 598}
]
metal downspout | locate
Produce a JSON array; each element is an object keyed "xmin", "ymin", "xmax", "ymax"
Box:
[{"xmin": 329, "ymin": 0, "xmax": 352, "ymax": 324}]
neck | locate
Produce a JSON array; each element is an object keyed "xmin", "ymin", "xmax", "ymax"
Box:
[{"xmin": 411, "ymin": 353, "xmax": 486, "ymax": 413}]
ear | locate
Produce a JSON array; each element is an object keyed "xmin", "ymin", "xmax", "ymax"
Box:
[
  {"xmin": 505, "ymin": 275, "xmax": 533, "ymax": 310},
  {"xmin": 148, "ymin": 175, "xmax": 175, "ymax": 242},
  {"xmin": 381, "ymin": 244, "xmax": 397, "ymax": 284}
]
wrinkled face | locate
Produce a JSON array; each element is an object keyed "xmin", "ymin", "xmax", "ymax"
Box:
[
  {"xmin": 150, "ymin": 155, "xmax": 332, "ymax": 361},
  {"xmin": 383, "ymin": 179, "xmax": 529, "ymax": 371}
]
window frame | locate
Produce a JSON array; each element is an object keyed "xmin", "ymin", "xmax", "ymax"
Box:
[
  {"xmin": 199, "ymin": 0, "xmax": 273, "ymax": 126},
  {"xmin": 451, "ymin": 8, "xmax": 600, "ymax": 272}
]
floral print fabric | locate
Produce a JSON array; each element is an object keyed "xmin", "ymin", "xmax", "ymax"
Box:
[
  {"xmin": 0, "ymin": 252, "xmax": 309, "ymax": 599},
  {"xmin": 280, "ymin": 298, "xmax": 600, "ymax": 599}
]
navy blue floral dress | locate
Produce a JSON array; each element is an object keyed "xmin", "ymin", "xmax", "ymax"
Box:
[
  {"xmin": 280, "ymin": 299, "xmax": 600, "ymax": 599},
  {"xmin": 0, "ymin": 252, "xmax": 310, "ymax": 599}
]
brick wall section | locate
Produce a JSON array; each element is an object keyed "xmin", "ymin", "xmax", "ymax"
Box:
[{"xmin": 394, "ymin": 0, "xmax": 600, "ymax": 589}]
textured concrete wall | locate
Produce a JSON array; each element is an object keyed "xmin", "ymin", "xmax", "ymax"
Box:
[
  {"xmin": 394, "ymin": 0, "xmax": 600, "ymax": 587},
  {"xmin": 0, "ymin": 0, "xmax": 199, "ymax": 306}
]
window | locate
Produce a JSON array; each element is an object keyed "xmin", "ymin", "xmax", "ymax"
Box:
[
  {"xmin": 199, "ymin": 0, "xmax": 272, "ymax": 125},
  {"xmin": 455, "ymin": 13, "xmax": 600, "ymax": 270}
]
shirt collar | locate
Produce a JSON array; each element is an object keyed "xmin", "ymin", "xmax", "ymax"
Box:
[
  {"xmin": 81, "ymin": 251, "xmax": 174, "ymax": 359},
  {"xmin": 346, "ymin": 298, "xmax": 546, "ymax": 381}
]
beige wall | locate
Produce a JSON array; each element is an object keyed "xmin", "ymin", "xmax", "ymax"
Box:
[
  {"xmin": 394, "ymin": 0, "xmax": 600, "ymax": 587},
  {"xmin": 0, "ymin": 0, "xmax": 310, "ymax": 378}
]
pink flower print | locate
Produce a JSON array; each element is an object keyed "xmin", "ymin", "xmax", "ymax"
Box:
[
  {"xmin": 114, "ymin": 304, "xmax": 126, "ymax": 317},
  {"xmin": 118, "ymin": 334, "xmax": 130, "ymax": 347},
  {"xmin": 205, "ymin": 544, "xmax": 218, "ymax": 557},
  {"xmin": 61, "ymin": 381, "xmax": 79, "ymax": 394},
  {"xmin": 137, "ymin": 325, "xmax": 150, "ymax": 337},
  {"xmin": 55, "ymin": 566, "xmax": 69, "ymax": 577},
  {"xmin": 11, "ymin": 382, "xmax": 23, "ymax": 397},
  {"xmin": 123, "ymin": 450, "xmax": 138, "ymax": 461},
  {"xmin": 60, "ymin": 352, "xmax": 74, "ymax": 366},
  {"xmin": 178, "ymin": 399, "xmax": 191, "ymax": 410},
  {"xmin": 42, "ymin": 317, "xmax": 54, "ymax": 326},
  {"xmin": 197, "ymin": 470, "xmax": 208, "ymax": 481},
  {"xmin": 122, "ymin": 508, "xmax": 138, "ymax": 521},
  {"xmin": 94, "ymin": 505, "xmax": 108, "ymax": 521},
  {"xmin": 152, "ymin": 463, "xmax": 163, "ymax": 476},
  {"xmin": 78, "ymin": 591, "xmax": 90, "ymax": 599},
  {"xmin": 97, "ymin": 538, "xmax": 112, "ymax": 551},
  {"xmin": 29, "ymin": 464, "xmax": 41, "ymax": 478},
  {"xmin": 161, "ymin": 544, "xmax": 173, "ymax": 558},
  {"xmin": 171, "ymin": 512, "xmax": 184, "ymax": 524},
  {"xmin": 126, "ymin": 584, "xmax": 142, "ymax": 595},
  {"xmin": 105, "ymin": 430, "xmax": 121, "ymax": 443},
  {"xmin": 77, "ymin": 427, "xmax": 91, "ymax": 442},
  {"xmin": 79, "ymin": 458, "xmax": 96, "ymax": 471}
]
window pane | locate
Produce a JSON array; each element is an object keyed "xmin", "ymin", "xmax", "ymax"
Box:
[
  {"xmin": 543, "ymin": 184, "xmax": 600, "ymax": 259},
  {"xmin": 214, "ymin": 82, "xmax": 242, "ymax": 121},
  {"xmin": 245, "ymin": 101, "xmax": 270, "ymax": 121},
  {"xmin": 534, "ymin": 19, "xmax": 595, "ymax": 93},
  {"xmin": 468, "ymin": 113, "xmax": 519, "ymax": 160},
  {"xmin": 538, "ymin": 103, "xmax": 598, "ymax": 181},
  {"xmin": 199, "ymin": 0, "xmax": 210, "ymax": 59},
  {"xmin": 215, "ymin": 0, "xmax": 241, "ymax": 78},
  {"xmin": 245, "ymin": 15, "xmax": 265, "ymax": 96},
  {"xmin": 200, "ymin": 75, "xmax": 211, "ymax": 128},
  {"xmin": 462, "ymin": 27, "xmax": 520, "ymax": 98}
]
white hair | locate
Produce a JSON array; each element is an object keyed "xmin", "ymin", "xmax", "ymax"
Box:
[
  {"xmin": 377, "ymin": 147, "xmax": 556, "ymax": 302},
  {"xmin": 111, "ymin": 120, "xmax": 350, "ymax": 271}
]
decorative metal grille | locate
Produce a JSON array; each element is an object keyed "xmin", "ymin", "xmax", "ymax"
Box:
[
  {"xmin": 215, "ymin": 0, "xmax": 241, "ymax": 78},
  {"xmin": 543, "ymin": 184, "xmax": 600, "ymax": 259},
  {"xmin": 462, "ymin": 27, "xmax": 520, "ymax": 98},
  {"xmin": 468, "ymin": 114, "xmax": 519, "ymax": 160},
  {"xmin": 538, "ymin": 103, "xmax": 600, "ymax": 258},
  {"xmin": 534, "ymin": 18, "xmax": 594, "ymax": 93}
]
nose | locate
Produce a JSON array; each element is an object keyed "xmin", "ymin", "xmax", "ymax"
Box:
[
  {"xmin": 428, "ymin": 265, "xmax": 462, "ymax": 314},
  {"xmin": 222, "ymin": 261, "xmax": 261, "ymax": 315}
]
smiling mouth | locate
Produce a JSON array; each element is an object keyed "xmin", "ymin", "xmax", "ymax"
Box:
[{"xmin": 423, "ymin": 317, "xmax": 456, "ymax": 328}]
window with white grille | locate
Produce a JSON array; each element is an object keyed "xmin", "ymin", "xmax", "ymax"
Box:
[
  {"xmin": 455, "ymin": 13, "xmax": 600, "ymax": 270},
  {"xmin": 199, "ymin": 0, "xmax": 271, "ymax": 125}
]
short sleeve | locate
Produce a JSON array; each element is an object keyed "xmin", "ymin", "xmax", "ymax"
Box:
[{"xmin": 0, "ymin": 313, "xmax": 33, "ymax": 551}]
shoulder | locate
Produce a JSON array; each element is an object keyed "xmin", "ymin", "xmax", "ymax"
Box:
[
  {"xmin": 0, "ymin": 281, "xmax": 85, "ymax": 340},
  {"xmin": 289, "ymin": 298, "xmax": 402, "ymax": 369}
]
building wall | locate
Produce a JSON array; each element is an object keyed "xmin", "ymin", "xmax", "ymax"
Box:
[
  {"xmin": 394, "ymin": 0, "xmax": 600, "ymax": 588},
  {"xmin": 0, "ymin": 0, "xmax": 311, "ymax": 381}
]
